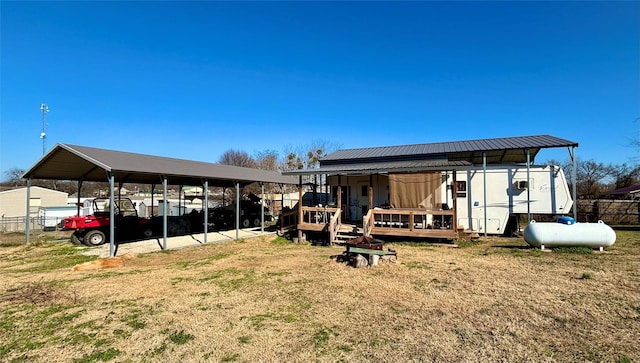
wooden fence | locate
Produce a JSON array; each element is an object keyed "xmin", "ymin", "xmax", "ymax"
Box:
[{"xmin": 576, "ymin": 199, "xmax": 640, "ymax": 224}]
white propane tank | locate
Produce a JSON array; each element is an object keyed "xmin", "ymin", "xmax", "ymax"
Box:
[{"xmin": 524, "ymin": 220, "xmax": 616, "ymax": 249}]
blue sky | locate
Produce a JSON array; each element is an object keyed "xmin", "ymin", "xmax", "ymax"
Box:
[{"xmin": 1, "ymin": 1, "xmax": 638, "ymax": 181}]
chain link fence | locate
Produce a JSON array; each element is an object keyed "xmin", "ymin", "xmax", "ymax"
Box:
[{"xmin": 0, "ymin": 216, "xmax": 61, "ymax": 233}]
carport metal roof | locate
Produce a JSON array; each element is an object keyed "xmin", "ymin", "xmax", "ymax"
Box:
[{"xmin": 22, "ymin": 143, "xmax": 297, "ymax": 187}]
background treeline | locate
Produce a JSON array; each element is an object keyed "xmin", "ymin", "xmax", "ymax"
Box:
[{"xmin": 3, "ymin": 139, "xmax": 639, "ymax": 201}]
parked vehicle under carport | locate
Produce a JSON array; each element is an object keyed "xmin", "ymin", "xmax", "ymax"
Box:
[{"xmin": 63, "ymin": 198, "xmax": 153, "ymax": 246}]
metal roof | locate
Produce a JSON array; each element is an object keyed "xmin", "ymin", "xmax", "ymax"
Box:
[
  {"xmin": 282, "ymin": 134, "xmax": 578, "ymax": 176},
  {"xmin": 284, "ymin": 160, "xmax": 473, "ymax": 176},
  {"xmin": 606, "ymin": 184, "xmax": 640, "ymax": 195},
  {"xmin": 321, "ymin": 134, "xmax": 578, "ymax": 165},
  {"xmin": 22, "ymin": 144, "xmax": 298, "ymax": 187}
]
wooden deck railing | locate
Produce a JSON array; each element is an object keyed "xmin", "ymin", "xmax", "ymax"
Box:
[
  {"xmin": 299, "ymin": 206, "xmax": 341, "ymax": 232},
  {"xmin": 363, "ymin": 210, "xmax": 372, "ymax": 237},
  {"xmin": 328, "ymin": 208, "xmax": 342, "ymax": 244},
  {"xmin": 279, "ymin": 209, "xmax": 298, "ymax": 232},
  {"xmin": 283, "ymin": 206, "xmax": 457, "ymax": 241},
  {"xmin": 363, "ymin": 208, "xmax": 458, "ymax": 239},
  {"xmin": 279, "ymin": 206, "xmax": 341, "ymax": 234}
]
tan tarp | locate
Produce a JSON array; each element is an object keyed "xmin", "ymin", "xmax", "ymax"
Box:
[{"xmin": 389, "ymin": 172, "xmax": 442, "ymax": 209}]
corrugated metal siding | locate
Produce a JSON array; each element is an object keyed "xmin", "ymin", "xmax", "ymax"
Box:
[
  {"xmin": 321, "ymin": 135, "xmax": 577, "ymax": 164},
  {"xmin": 23, "ymin": 144, "xmax": 298, "ymax": 186}
]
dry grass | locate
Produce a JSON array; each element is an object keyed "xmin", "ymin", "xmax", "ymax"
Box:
[{"xmin": 0, "ymin": 230, "xmax": 639, "ymax": 362}]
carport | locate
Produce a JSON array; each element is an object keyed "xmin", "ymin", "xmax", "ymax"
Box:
[{"xmin": 22, "ymin": 144, "xmax": 298, "ymax": 257}]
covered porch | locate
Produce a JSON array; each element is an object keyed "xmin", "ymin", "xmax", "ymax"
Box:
[
  {"xmin": 280, "ymin": 163, "xmax": 468, "ymax": 244},
  {"xmin": 281, "ymin": 135, "xmax": 579, "ymax": 244}
]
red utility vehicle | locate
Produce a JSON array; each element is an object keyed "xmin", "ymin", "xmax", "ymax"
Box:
[{"xmin": 64, "ymin": 198, "xmax": 153, "ymax": 246}]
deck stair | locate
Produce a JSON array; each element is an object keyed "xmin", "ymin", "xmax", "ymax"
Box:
[
  {"xmin": 333, "ymin": 223, "xmax": 363, "ymax": 244},
  {"xmin": 460, "ymin": 228, "xmax": 480, "ymax": 240}
]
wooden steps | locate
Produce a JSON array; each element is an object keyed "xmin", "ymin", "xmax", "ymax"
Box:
[{"xmin": 333, "ymin": 223, "xmax": 363, "ymax": 244}]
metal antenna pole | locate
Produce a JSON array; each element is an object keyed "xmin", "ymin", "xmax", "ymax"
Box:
[{"xmin": 40, "ymin": 104, "xmax": 49, "ymax": 155}]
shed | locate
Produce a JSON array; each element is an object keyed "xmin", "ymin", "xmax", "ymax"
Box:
[{"xmin": 0, "ymin": 186, "xmax": 68, "ymax": 218}]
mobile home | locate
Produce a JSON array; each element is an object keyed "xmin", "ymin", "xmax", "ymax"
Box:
[
  {"xmin": 282, "ymin": 134, "xmax": 579, "ymax": 243},
  {"xmin": 327, "ymin": 164, "xmax": 572, "ymax": 236}
]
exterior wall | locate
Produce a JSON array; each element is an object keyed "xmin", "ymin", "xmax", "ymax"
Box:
[
  {"xmin": 452, "ymin": 165, "xmax": 572, "ymax": 234},
  {"xmin": 327, "ymin": 174, "xmax": 390, "ymax": 220},
  {"xmin": 0, "ymin": 186, "xmax": 68, "ymax": 218},
  {"xmin": 325, "ymin": 164, "xmax": 572, "ymax": 234}
]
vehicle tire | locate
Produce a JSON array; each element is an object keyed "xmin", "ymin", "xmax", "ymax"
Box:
[
  {"xmin": 70, "ymin": 231, "xmax": 83, "ymax": 245},
  {"xmin": 242, "ymin": 218, "xmax": 250, "ymax": 228},
  {"xmin": 142, "ymin": 228, "xmax": 154, "ymax": 239},
  {"xmin": 253, "ymin": 218, "xmax": 261, "ymax": 227},
  {"xmin": 84, "ymin": 230, "xmax": 106, "ymax": 246}
]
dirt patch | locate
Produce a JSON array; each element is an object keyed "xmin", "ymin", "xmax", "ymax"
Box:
[{"xmin": 0, "ymin": 280, "xmax": 79, "ymax": 306}]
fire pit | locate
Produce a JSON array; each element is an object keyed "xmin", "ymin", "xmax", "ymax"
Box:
[
  {"xmin": 335, "ymin": 235, "xmax": 397, "ymax": 268},
  {"xmin": 343, "ymin": 235, "xmax": 385, "ymax": 250}
]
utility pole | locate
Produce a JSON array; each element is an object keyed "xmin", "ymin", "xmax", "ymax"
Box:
[{"xmin": 40, "ymin": 104, "xmax": 49, "ymax": 155}]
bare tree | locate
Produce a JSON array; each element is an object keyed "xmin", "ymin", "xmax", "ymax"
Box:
[
  {"xmin": 547, "ymin": 158, "xmax": 616, "ymax": 198},
  {"xmin": 628, "ymin": 116, "xmax": 640, "ymax": 162},
  {"xmin": 576, "ymin": 159, "xmax": 611, "ymax": 197},
  {"xmin": 609, "ymin": 163, "xmax": 640, "ymax": 189},
  {"xmin": 254, "ymin": 150, "xmax": 279, "ymax": 171},
  {"xmin": 279, "ymin": 139, "xmax": 341, "ymax": 204},
  {"xmin": 3, "ymin": 168, "xmax": 26, "ymax": 186},
  {"xmin": 219, "ymin": 149, "xmax": 257, "ymax": 168},
  {"xmin": 218, "ymin": 148, "xmax": 272, "ymax": 205},
  {"xmin": 254, "ymin": 150, "xmax": 281, "ymax": 210},
  {"xmin": 280, "ymin": 144, "xmax": 305, "ymax": 172},
  {"xmin": 280, "ymin": 139, "xmax": 341, "ymax": 172}
]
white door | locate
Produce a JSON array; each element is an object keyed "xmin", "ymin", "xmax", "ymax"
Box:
[{"xmin": 356, "ymin": 182, "xmax": 370, "ymax": 220}]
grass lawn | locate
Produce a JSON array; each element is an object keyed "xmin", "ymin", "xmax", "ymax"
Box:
[{"xmin": 0, "ymin": 230, "xmax": 639, "ymax": 362}]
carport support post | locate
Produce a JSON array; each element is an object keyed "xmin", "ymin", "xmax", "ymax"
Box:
[
  {"xmin": 222, "ymin": 187, "xmax": 226, "ymax": 207},
  {"xmin": 452, "ymin": 170, "xmax": 458, "ymax": 233},
  {"xmin": 108, "ymin": 172, "xmax": 116, "ymax": 257},
  {"xmin": 76, "ymin": 181, "xmax": 83, "ymax": 216},
  {"xmin": 368, "ymin": 174, "xmax": 373, "ymax": 211},
  {"xmin": 178, "ymin": 185, "xmax": 183, "ymax": 217},
  {"xmin": 569, "ymin": 146, "xmax": 577, "ymax": 220},
  {"xmin": 235, "ymin": 182, "xmax": 240, "ymax": 240},
  {"xmin": 204, "ymin": 180, "xmax": 208, "ymax": 244},
  {"xmin": 337, "ymin": 176, "xmax": 342, "ymax": 215},
  {"xmin": 162, "ymin": 177, "xmax": 168, "ymax": 250},
  {"xmin": 151, "ymin": 184, "xmax": 155, "ymax": 216},
  {"xmin": 280, "ymin": 184, "xmax": 284, "ymax": 218},
  {"xmin": 260, "ymin": 182, "xmax": 265, "ymax": 234},
  {"xmin": 526, "ymin": 149, "xmax": 531, "ymax": 223},
  {"xmin": 25, "ymin": 179, "xmax": 31, "ymax": 244},
  {"xmin": 483, "ymin": 152, "xmax": 487, "ymax": 237},
  {"xmin": 298, "ymin": 176, "xmax": 303, "ymax": 242}
]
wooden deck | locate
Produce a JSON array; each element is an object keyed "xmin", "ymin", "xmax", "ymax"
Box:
[
  {"xmin": 281, "ymin": 206, "xmax": 458, "ymax": 243},
  {"xmin": 364, "ymin": 208, "xmax": 458, "ymax": 239}
]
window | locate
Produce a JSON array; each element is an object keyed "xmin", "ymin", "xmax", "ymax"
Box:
[
  {"xmin": 514, "ymin": 179, "xmax": 534, "ymax": 190},
  {"xmin": 455, "ymin": 181, "xmax": 466, "ymax": 198},
  {"xmin": 361, "ymin": 185, "xmax": 368, "ymax": 197}
]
